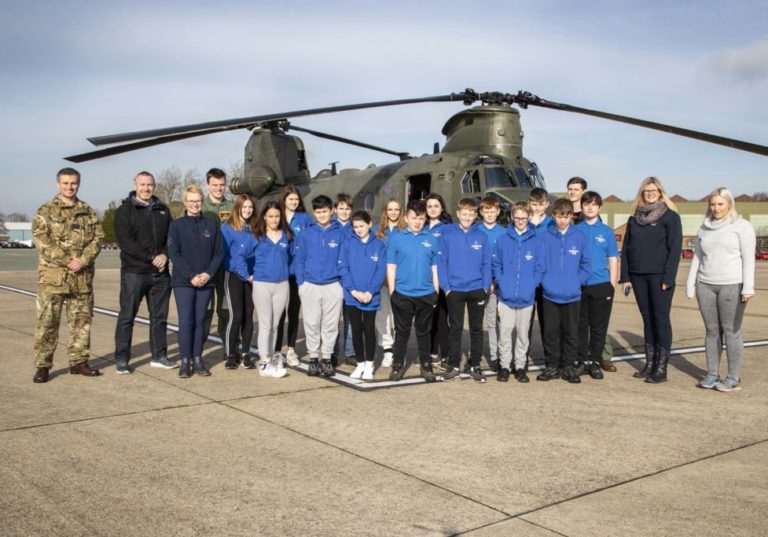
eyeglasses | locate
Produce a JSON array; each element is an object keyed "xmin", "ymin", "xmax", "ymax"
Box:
[{"xmin": 185, "ymin": 199, "xmax": 202, "ymax": 204}]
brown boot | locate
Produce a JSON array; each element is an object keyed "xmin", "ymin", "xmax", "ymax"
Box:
[
  {"xmin": 69, "ymin": 361, "xmax": 101, "ymax": 377},
  {"xmin": 33, "ymin": 367, "xmax": 50, "ymax": 383}
]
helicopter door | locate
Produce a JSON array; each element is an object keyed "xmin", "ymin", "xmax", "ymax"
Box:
[
  {"xmin": 407, "ymin": 174, "xmax": 431, "ymax": 201},
  {"xmin": 460, "ymin": 170, "xmax": 481, "ymax": 194}
]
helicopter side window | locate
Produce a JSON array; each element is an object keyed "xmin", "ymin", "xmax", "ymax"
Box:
[
  {"xmin": 407, "ymin": 174, "xmax": 431, "ymax": 201},
  {"xmin": 460, "ymin": 170, "xmax": 480, "ymax": 194}
]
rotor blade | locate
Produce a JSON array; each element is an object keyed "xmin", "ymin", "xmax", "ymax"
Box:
[
  {"xmin": 65, "ymin": 130, "xmax": 215, "ymax": 162},
  {"xmin": 88, "ymin": 93, "xmax": 469, "ymax": 146},
  {"xmin": 287, "ymin": 124, "xmax": 409, "ymax": 159},
  {"xmin": 515, "ymin": 92, "xmax": 768, "ymax": 157}
]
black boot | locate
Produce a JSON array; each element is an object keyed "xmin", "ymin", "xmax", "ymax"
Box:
[
  {"xmin": 645, "ymin": 347, "xmax": 669, "ymax": 384},
  {"xmin": 193, "ymin": 356, "xmax": 211, "ymax": 377},
  {"xmin": 634, "ymin": 344, "xmax": 656, "ymax": 379},
  {"xmin": 178, "ymin": 358, "xmax": 191, "ymax": 378}
]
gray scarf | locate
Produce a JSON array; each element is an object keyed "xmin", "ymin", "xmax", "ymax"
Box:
[{"xmin": 634, "ymin": 201, "xmax": 668, "ymax": 225}]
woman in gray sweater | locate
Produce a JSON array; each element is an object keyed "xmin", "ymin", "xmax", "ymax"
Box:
[{"xmin": 686, "ymin": 188, "xmax": 756, "ymax": 392}]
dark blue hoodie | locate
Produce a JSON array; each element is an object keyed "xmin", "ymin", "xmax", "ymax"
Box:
[
  {"xmin": 540, "ymin": 224, "xmax": 591, "ymax": 304},
  {"xmin": 293, "ymin": 220, "xmax": 346, "ymax": 286},
  {"xmin": 492, "ymin": 226, "xmax": 544, "ymax": 308},
  {"xmin": 168, "ymin": 214, "xmax": 224, "ymax": 288},
  {"xmin": 437, "ymin": 223, "xmax": 491, "ymax": 293},
  {"xmin": 339, "ymin": 233, "xmax": 387, "ymax": 310}
]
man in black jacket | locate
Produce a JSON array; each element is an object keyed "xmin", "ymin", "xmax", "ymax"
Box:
[{"xmin": 113, "ymin": 171, "xmax": 175, "ymax": 373}]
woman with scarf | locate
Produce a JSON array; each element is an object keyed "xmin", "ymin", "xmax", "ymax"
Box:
[
  {"xmin": 686, "ymin": 188, "xmax": 755, "ymax": 392},
  {"xmin": 620, "ymin": 177, "xmax": 682, "ymax": 384}
]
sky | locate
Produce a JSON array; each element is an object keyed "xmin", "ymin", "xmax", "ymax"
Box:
[{"xmin": 2, "ymin": 0, "xmax": 768, "ymax": 218}]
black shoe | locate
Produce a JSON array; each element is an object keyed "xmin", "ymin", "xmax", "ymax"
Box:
[
  {"xmin": 514, "ymin": 369, "xmax": 529, "ymax": 383},
  {"xmin": 561, "ymin": 366, "xmax": 582, "ymax": 384},
  {"xmin": 344, "ymin": 355, "xmax": 357, "ymax": 366},
  {"xmin": 588, "ymin": 362, "xmax": 604, "ymax": 380},
  {"xmin": 634, "ymin": 343, "xmax": 656, "ymax": 379},
  {"xmin": 646, "ymin": 348, "xmax": 669, "ymax": 384},
  {"xmin": 320, "ymin": 359, "xmax": 335, "ymax": 377},
  {"xmin": 193, "ymin": 356, "xmax": 211, "ymax": 377},
  {"xmin": 224, "ymin": 355, "xmax": 238, "ymax": 369},
  {"xmin": 571, "ymin": 363, "xmax": 588, "ymax": 377},
  {"xmin": 330, "ymin": 354, "xmax": 339, "ymax": 367},
  {"xmin": 389, "ymin": 365, "xmax": 405, "ymax": 381},
  {"xmin": 469, "ymin": 366, "xmax": 486, "ymax": 383},
  {"xmin": 420, "ymin": 363, "xmax": 437, "ymax": 383},
  {"xmin": 497, "ymin": 368, "xmax": 510, "ymax": 382},
  {"xmin": 462, "ymin": 362, "xmax": 472, "ymax": 375},
  {"xmin": 307, "ymin": 358, "xmax": 320, "ymax": 377},
  {"xmin": 537, "ymin": 367, "xmax": 560, "ymax": 381},
  {"xmin": 241, "ymin": 355, "xmax": 255, "ymax": 369},
  {"xmin": 488, "ymin": 359, "xmax": 501, "ymax": 373},
  {"xmin": 443, "ymin": 366, "xmax": 461, "ymax": 381},
  {"xmin": 178, "ymin": 358, "xmax": 191, "ymax": 379},
  {"xmin": 115, "ymin": 360, "xmax": 133, "ymax": 375}
]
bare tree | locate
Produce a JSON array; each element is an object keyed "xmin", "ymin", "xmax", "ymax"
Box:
[
  {"xmin": 155, "ymin": 166, "xmax": 182, "ymax": 204},
  {"xmin": 228, "ymin": 160, "xmax": 244, "ymax": 182},
  {"xmin": 183, "ymin": 168, "xmax": 202, "ymax": 189},
  {"xmin": 752, "ymin": 191, "xmax": 768, "ymax": 201},
  {"xmin": 4, "ymin": 212, "xmax": 29, "ymax": 222}
]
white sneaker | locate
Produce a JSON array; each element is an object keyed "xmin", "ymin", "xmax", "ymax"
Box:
[
  {"xmin": 273, "ymin": 352, "xmax": 286, "ymax": 367},
  {"xmin": 362, "ymin": 361, "xmax": 375, "ymax": 381},
  {"xmin": 285, "ymin": 348, "xmax": 300, "ymax": 367},
  {"xmin": 381, "ymin": 351, "xmax": 393, "ymax": 368},
  {"xmin": 350, "ymin": 362, "xmax": 365, "ymax": 379},
  {"xmin": 259, "ymin": 360, "xmax": 287, "ymax": 378}
]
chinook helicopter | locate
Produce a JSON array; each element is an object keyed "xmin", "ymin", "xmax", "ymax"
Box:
[{"xmin": 66, "ymin": 89, "xmax": 768, "ymax": 221}]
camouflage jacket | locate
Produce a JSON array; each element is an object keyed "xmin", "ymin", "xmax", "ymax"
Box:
[{"xmin": 33, "ymin": 196, "xmax": 103, "ymax": 293}]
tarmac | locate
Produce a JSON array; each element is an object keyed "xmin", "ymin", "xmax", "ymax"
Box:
[{"xmin": 1, "ymin": 250, "xmax": 766, "ymax": 536}]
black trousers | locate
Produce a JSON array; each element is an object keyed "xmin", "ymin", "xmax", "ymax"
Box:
[
  {"xmin": 445, "ymin": 289, "xmax": 487, "ymax": 368},
  {"xmin": 275, "ymin": 275, "xmax": 300, "ymax": 351},
  {"xmin": 577, "ymin": 281, "xmax": 614, "ymax": 363},
  {"xmin": 630, "ymin": 273, "xmax": 675, "ymax": 351},
  {"xmin": 541, "ymin": 298, "xmax": 580, "ymax": 369},
  {"xmin": 391, "ymin": 291, "xmax": 437, "ymax": 367},
  {"xmin": 527, "ymin": 286, "xmax": 545, "ymax": 358},
  {"xmin": 114, "ymin": 270, "xmax": 171, "ymax": 363},
  {"xmin": 223, "ymin": 271, "xmax": 254, "ymax": 357},
  {"xmin": 430, "ymin": 290, "xmax": 450, "ymax": 358},
  {"xmin": 345, "ymin": 305, "xmax": 376, "ymax": 363}
]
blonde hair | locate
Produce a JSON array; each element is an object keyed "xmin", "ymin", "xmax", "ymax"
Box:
[
  {"xmin": 376, "ymin": 197, "xmax": 405, "ymax": 240},
  {"xmin": 705, "ymin": 187, "xmax": 739, "ymax": 222},
  {"xmin": 182, "ymin": 184, "xmax": 204, "ymax": 202},
  {"xmin": 629, "ymin": 176, "xmax": 678, "ymax": 214}
]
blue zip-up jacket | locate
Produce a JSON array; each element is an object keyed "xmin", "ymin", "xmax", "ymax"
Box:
[
  {"xmin": 437, "ymin": 223, "xmax": 491, "ymax": 293},
  {"xmin": 249, "ymin": 231, "xmax": 292, "ymax": 283},
  {"xmin": 577, "ymin": 219, "xmax": 619, "ymax": 285},
  {"xmin": 287, "ymin": 211, "xmax": 313, "ymax": 275},
  {"xmin": 492, "ymin": 226, "xmax": 545, "ymax": 308},
  {"xmin": 339, "ymin": 234, "xmax": 387, "ymax": 310},
  {"xmin": 541, "ymin": 224, "xmax": 591, "ymax": 304},
  {"xmin": 221, "ymin": 223, "xmax": 254, "ymax": 282},
  {"xmin": 428, "ymin": 220, "xmax": 448, "ymax": 241},
  {"xmin": 168, "ymin": 214, "xmax": 224, "ymax": 288},
  {"xmin": 529, "ymin": 215, "xmax": 553, "ymax": 236},
  {"xmin": 293, "ymin": 220, "xmax": 346, "ymax": 286}
]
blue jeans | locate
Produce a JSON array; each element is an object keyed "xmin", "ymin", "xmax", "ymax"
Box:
[
  {"xmin": 114, "ymin": 271, "xmax": 171, "ymax": 363},
  {"xmin": 174, "ymin": 286, "xmax": 213, "ymax": 359}
]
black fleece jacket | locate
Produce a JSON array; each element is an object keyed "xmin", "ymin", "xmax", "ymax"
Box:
[{"xmin": 114, "ymin": 192, "xmax": 172, "ymax": 273}]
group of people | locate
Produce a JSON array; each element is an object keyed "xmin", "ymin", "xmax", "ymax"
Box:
[{"xmin": 31, "ymin": 168, "xmax": 756, "ymax": 393}]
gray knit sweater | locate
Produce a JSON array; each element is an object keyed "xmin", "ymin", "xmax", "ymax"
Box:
[{"xmin": 686, "ymin": 216, "xmax": 756, "ymax": 298}]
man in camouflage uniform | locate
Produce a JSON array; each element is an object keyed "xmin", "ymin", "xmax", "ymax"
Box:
[{"xmin": 32, "ymin": 168, "xmax": 103, "ymax": 383}]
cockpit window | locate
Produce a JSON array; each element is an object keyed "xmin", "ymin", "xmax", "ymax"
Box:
[
  {"xmin": 461, "ymin": 170, "xmax": 481, "ymax": 194},
  {"xmin": 484, "ymin": 167, "xmax": 533, "ymax": 189}
]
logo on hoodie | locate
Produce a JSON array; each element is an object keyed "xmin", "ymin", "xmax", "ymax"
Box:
[
  {"xmin": 328, "ymin": 239, "xmax": 339, "ymax": 249},
  {"xmin": 421, "ymin": 240, "xmax": 433, "ymax": 248},
  {"xmin": 595, "ymin": 234, "xmax": 606, "ymax": 244},
  {"xmin": 568, "ymin": 246, "xmax": 580, "ymax": 256},
  {"xmin": 371, "ymin": 254, "xmax": 379, "ymax": 262},
  {"xmin": 524, "ymin": 251, "xmax": 533, "ymax": 261},
  {"xmin": 471, "ymin": 241, "xmax": 482, "ymax": 251}
]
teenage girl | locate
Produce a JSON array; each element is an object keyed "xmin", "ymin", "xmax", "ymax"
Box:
[
  {"xmin": 425, "ymin": 192, "xmax": 453, "ymax": 368},
  {"xmin": 374, "ymin": 198, "xmax": 405, "ymax": 367}
]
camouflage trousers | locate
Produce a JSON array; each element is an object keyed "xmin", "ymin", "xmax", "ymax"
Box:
[{"xmin": 34, "ymin": 288, "xmax": 93, "ymax": 368}]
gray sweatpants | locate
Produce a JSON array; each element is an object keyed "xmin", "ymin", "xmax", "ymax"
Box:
[
  {"xmin": 696, "ymin": 282, "xmax": 747, "ymax": 380},
  {"xmin": 498, "ymin": 302, "xmax": 534, "ymax": 370},
  {"xmin": 485, "ymin": 292, "xmax": 500, "ymax": 363},
  {"xmin": 375, "ymin": 285, "xmax": 395, "ymax": 350},
  {"xmin": 299, "ymin": 281, "xmax": 344, "ymax": 358},
  {"xmin": 252, "ymin": 281, "xmax": 289, "ymax": 359}
]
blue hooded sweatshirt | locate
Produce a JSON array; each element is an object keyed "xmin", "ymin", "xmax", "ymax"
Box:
[
  {"xmin": 492, "ymin": 226, "xmax": 545, "ymax": 308},
  {"xmin": 437, "ymin": 223, "xmax": 491, "ymax": 293},
  {"xmin": 540, "ymin": 224, "xmax": 591, "ymax": 304},
  {"xmin": 293, "ymin": 220, "xmax": 346, "ymax": 286},
  {"xmin": 339, "ymin": 233, "xmax": 387, "ymax": 310},
  {"xmin": 221, "ymin": 223, "xmax": 254, "ymax": 282},
  {"xmin": 238, "ymin": 231, "xmax": 292, "ymax": 283},
  {"xmin": 528, "ymin": 215, "xmax": 553, "ymax": 236}
]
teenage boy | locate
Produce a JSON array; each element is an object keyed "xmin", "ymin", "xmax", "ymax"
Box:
[
  {"xmin": 438, "ymin": 198, "xmax": 492, "ymax": 383},
  {"xmin": 294, "ymin": 195, "xmax": 347, "ymax": 377},
  {"xmin": 527, "ymin": 187, "xmax": 552, "ymax": 363},
  {"xmin": 478, "ymin": 196, "xmax": 506, "ymax": 372},
  {"xmin": 537, "ymin": 198, "xmax": 591, "ymax": 384},
  {"xmin": 332, "ymin": 193, "xmax": 356, "ymax": 366},
  {"xmin": 576, "ymin": 191, "xmax": 619, "ymax": 378},
  {"xmin": 202, "ymin": 167, "xmax": 234, "ymax": 352},
  {"xmin": 387, "ymin": 200, "xmax": 440, "ymax": 382},
  {"xmin": 566, "ymin": 177, "xmax": 587, "ymax": 224},
  {"xmin": 493, "ymin": 202, "xmax": 544, "ymax": 382}
]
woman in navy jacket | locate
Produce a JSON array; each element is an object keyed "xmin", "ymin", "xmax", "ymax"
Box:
[
  {"xmin": 620, "ymin": 177, "xmax": 682, "ymax": 384},
  {"xmin": 168, "ymin": 185, "xmax": 224, "ymax": 378}
]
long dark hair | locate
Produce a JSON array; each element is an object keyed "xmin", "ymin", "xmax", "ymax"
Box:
[
  {"xmin": 280, "ymin": 185, "xmax": 307, "ymax": 214},
  {"xmin": 255, "ymin": 200, "xmax": 293, "ymax": 241},
  {"xmin": 425, "ymin": 192, "xmax": 453, "ymax": 224}
]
